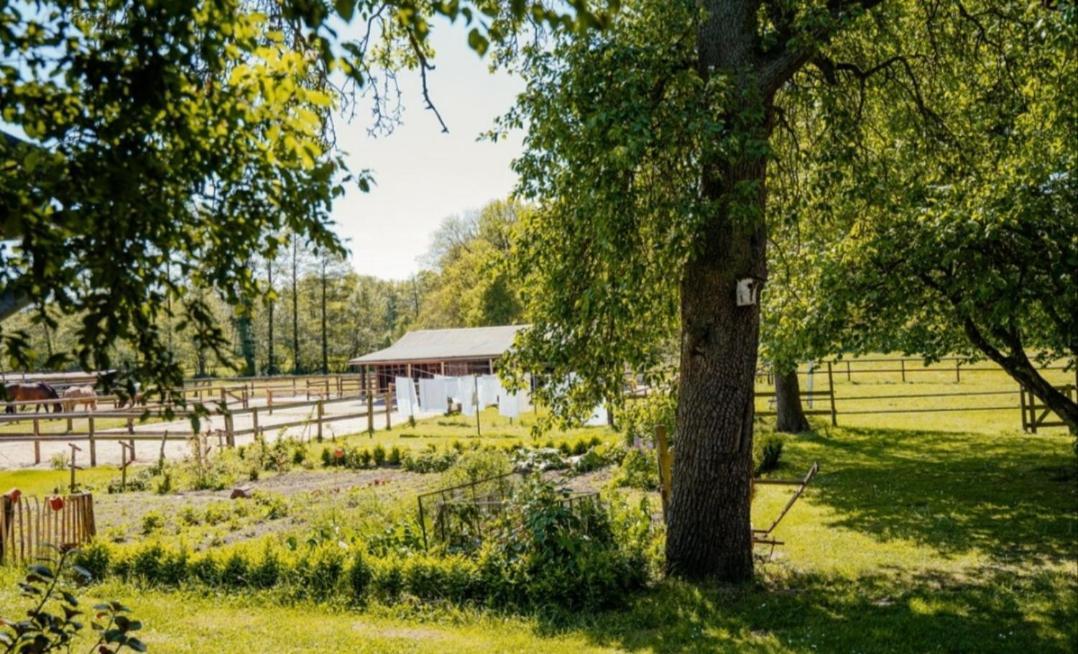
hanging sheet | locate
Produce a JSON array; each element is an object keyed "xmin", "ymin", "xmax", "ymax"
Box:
[
  {"xmin": 477, "ymin": 375, "xmax": 501, "ymax": 409},
  {"xmin": 418, "ymin": 378, "xmax": 449, "ymax": 413},
  {"xmin": 394, "ymin": 377, "xmax": 418, "ymax": 417}
]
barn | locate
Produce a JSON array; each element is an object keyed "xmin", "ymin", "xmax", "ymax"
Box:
[{"xmin": 348, "ymin": 325, "xmax": 528, "ymax": 391}]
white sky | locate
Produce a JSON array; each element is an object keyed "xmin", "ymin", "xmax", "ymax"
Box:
[{"xmin": 332, "ymin": 20, "xmax": 525, "ymax": 280}]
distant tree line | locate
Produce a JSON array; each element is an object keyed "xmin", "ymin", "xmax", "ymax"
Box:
[{"xmin": 2, "ymin": 199, "xmax": 526, "ymax": 377}]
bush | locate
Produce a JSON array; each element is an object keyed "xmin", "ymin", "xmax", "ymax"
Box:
[
  {"xmin": 572, "ymin": 444, "xmax": 621, "ymax": 474},
  {"xmin": 477, "ymin": 478, "xmax": 650, "ymax": 611},
  {"xmin": 610, "ymin": 448, "xmax": 659, "ymax": 490},
  {"xmin": 402, "ymin": 446, "xmax": 458, "ymax": 473},
  {"xmin": 348, "ymin": 550, "xmax": 373, "ymax": 603},
  {"xmin": 754, "ymin": 435, "xmax": 784, "ymax": 474},
  {"xmin": 321, "ymin": 447, "xmax": 333, "ymax": 467},
  {"xmin": 387, "ymin": 446, "xmax": 402, "ymax": 466},
  {"xmin": 141, "ymin": 511, "xmax": 165, "ymax": 535},
  {"xmin": 442, "ymin": 448, "xmax": 512, "ymax": 487},
  {"xmin": 373, "ymin": 444, "xmax": 386, "ymax": 466},
  {"xmin": 511, "ymin": 447, "xmax": 567, "ymax": 472}
]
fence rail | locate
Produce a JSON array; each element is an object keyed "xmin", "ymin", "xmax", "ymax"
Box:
[
  {"xmin": 751, "ymin": 358, "xmax": 1076, "ymax": 432},
  {"xmin": 0, "ymin": 378, "xmax": 401, "ymax": 466}
]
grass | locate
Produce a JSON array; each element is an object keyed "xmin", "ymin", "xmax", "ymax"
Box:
[
  {"xmin": 0, "ymin": 465, "xmax": 117, "ymax": 495},
  {"xmin": 303, "ymin": 406, "xmax": 618, "ymax": 458},
  {"xmin": 3, "ymin": 418, "xmax": 1074, "ymax": 652}
]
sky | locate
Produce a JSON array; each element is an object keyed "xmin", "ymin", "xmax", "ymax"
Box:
[{"xmin": 333, "ymin": 20, "xmax": 525, "ymax": 281}]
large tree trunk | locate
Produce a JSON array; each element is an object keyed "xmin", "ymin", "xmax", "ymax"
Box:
[
  {"xmin": 664, "ymin": 0, "xmax": 779, "ymax": 585},
  {"xmin": 775, "ymin": 366, "xmax": 810, "ymax": 433}
]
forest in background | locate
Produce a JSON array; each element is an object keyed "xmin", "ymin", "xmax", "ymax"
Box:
[{"xmin": 3, "ymin": 198, "xmax": 525, "ymax": 377}]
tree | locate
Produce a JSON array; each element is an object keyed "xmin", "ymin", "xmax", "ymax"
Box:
[
  {"xmin": 415, "ymin": 198, "xmax": 526, "ymax": 328},
  {"xmin": 0, "ymin": 0, "xmax": 610, "ymax": 400},
  {"xmin": 0, "ymin": 1, "xmax": 348, "ymax": 400},
  {"xmin": 502, "ymin": 0, "xmax": 907, "ymax": 582},
  {"xmin": 773, "ymin": 2, "xmax": 1077, "ymax": 433}
]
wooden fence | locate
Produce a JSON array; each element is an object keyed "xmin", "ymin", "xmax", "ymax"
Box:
[
  {"xmin": 0, "ymin": 379, "xmax": 399, "ymax": 466},
  {"xmin": 0, "ymin": 492, "xmax": 96, "ymax": 566},
  {"xmin": 753, "ymin": 359, "xmax": 1075, "ymax": 432}
]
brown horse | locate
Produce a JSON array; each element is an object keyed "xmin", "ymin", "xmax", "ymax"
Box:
[{"xmin": 4, "ymin": 382, "xmax": 62, "ymax": 414}]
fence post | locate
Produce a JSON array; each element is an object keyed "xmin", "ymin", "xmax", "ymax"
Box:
[
  {"xmin": 955, "ymin": 360, "xmax": 961, "ymax": 384},
  {"xmin": 252, "ymin": 406, "xmax": 259, "ymax": 438},
  {"xmin": 367, "ymin": 378, "xmax": 374, "ymax": 438},
  {"xmin": 88, "ymin": 416, "xmax": 96, "ymax": 467},
  {"xmin": 827, "ymin": 362, "xmax": 837, "ymax": 427},
  {"xmin": 385, "ymin": 385, "xmax": 392, "ymax": 431},
  {"xmin": 267, "ymin": 389, "xmax": 274, "ymax": 415},
  {"xmin": 900, "ymin": 359, "xmax": 906, "ymax": 383},
  {"xmin": 32, "ymin": 417, "xmax": 41, "ymax": 465},
  {"xmin": 224, "ymin": 413, "xmax": 235, "ymax": 447},
  {"xmin": 316, "ymin": 400, "xmax": 324, "ymax": 442}
]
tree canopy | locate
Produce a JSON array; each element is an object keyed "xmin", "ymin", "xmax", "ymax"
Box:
[{"xmin": 0, "ymin": 0, "xmax": 616, "ymax": 400}]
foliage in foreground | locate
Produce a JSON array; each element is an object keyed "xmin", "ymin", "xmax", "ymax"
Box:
[
  {"xmin": 74, "ymin": 479, "xmax": 654, "ymax": 614},
  {"xmin": 0, "ymin": 548, "xmax": 145, "ymax": 653}
]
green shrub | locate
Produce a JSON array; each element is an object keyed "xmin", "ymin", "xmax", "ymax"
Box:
[
  {"xmin": 478, "ymin": 478, "xmax": 650, "ymax": 611},
  {"xmin": 443, "ymin": 448, "xmax": 512, "ymax": 487},
  {"xmin": 348, "ymin": 550, "xmax": 373, "ymax": 603},
  {"xmin": 321, "ymin": 447, "xmax": 333, "ymax": 467},
  {"xmin": 221, "ymin": 552, "xmax": 250, "ymax": 587},
  {"xmin": 373, "ymin": 444, "xmax": 386, "ymax": 466},
  {"xmin": 610, "ymin": 448, "xmax": 659, "ymax": 490},
  {"xmin": 572, "ymin": 440, "xmax": 589, "ymax": 456},
  {"xmin": 140, "ymin": 511, "xmax": 165, "ymax": 535},
  {"xmin": 387, "ymin": 446, "xmax": 402, "ymax": 466},
  {"xmin": 72, "ymin": 540, "xmax": 111, "ymax": 581},
  {"xmin": 558, "ymin": 441, "xmax": 572, "ymax": 455},
  {"xmin": 618, "ymin": 393, "xmax": 676, "ymax": 447},
  {"xmin": 250, "ymin": 546, "xmax": 283, "ymax": 589},
  {"xmin": 512, "ymin": 447, "xmax": 567, "ymax": 472},
  {"xmin": 754, "ymin": 435, "xmax": 784, "ymax": 474},
  {"xmin": 573, "ymin": 446, "xmax": 616, "ymax": 474},
  {"xmin": 370, "ymin": 557, "xmax": 404, "ymax": 602},
  {"xmin": 402, "ymin": 446, "xmax": 458, "ymax": 473},
  {"xmin": 296, "ymin": 545, "xmax": 346, "ymax": 601},
  {"xmin": 359, "ymin": 448, "xmax": 373, "ymax": 467},
  {"xmin": 189, "ymin": 553, "xmax": 220, "ymax": 586}
]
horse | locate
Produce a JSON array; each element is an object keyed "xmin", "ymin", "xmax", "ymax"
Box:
[
  {"xmin": 61, "ymin": 386, "xmax": 97, "ymax": 413},
  {"xmin": 4, "ymin": 382, "xmax": 63, "ymax": 414},
  {"xmin": 115, "ymin": 383, "xmax": 145, "ymax": 409}
]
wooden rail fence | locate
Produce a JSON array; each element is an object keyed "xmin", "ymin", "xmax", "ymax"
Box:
[{"xmin": 0, "ymin": 382, "xmax": 399, "ymax": 466}]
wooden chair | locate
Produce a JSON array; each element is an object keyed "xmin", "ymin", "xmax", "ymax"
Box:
[{"xmin": 752, "ymin": 462, "xmax": 819, "ymax": 559}]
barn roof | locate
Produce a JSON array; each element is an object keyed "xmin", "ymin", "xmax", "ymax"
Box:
[{"xmin": 349, "ymin": 325, "xmax": 528, "ymax": 366}]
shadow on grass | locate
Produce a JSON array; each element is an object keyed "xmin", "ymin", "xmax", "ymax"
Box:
[
  {"xmin": 541, "ymin": 565, "xmax": 1076, "ymax": 653},
  {"xmin": 776, "ymin": 425, "xmax": 1078, "ymax": 565}
]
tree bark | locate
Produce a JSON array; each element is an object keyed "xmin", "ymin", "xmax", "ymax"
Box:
[
  {"xmin": 664, "ymin": 0, "xmax": 778, "ymax": 585},
  {"xmin": 267, "ymin": 258, "xmax": 277, "ymax": 375},
  {"xmin": 962, "ymin": 318, "xmax": 1078, "ymax": 433},
  {"xmin": 775, "ymin": 366, "xmax": 810, "ymax": 433},
  {"xmin": 292, "ymin": 235, "xmax": 301, "ymax": 375},
  {"xmin": 321, "ymin": 256, "xmax": 329, "ymax": 374}
]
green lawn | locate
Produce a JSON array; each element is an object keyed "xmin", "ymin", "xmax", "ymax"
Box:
[
  {"xmin": 0, "ymin": 465, "xmax": 118, "ymax": 496},
  {"xmin": 3, "ymin": 418, "xmax": 1074, "ymax": 653},
  {"xmin": 304, "ymin": 406, "xmax": 618, "ymax": 457}
]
